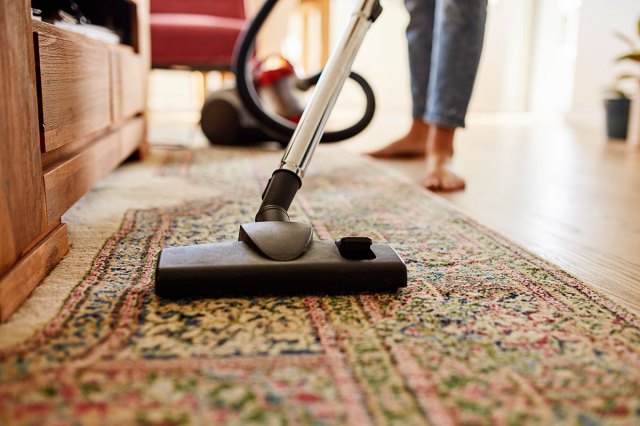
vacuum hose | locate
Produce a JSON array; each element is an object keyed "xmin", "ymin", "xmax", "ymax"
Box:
[{"xmin": 233, "ymin": 0, "xmax": 376, "ymax": 143}]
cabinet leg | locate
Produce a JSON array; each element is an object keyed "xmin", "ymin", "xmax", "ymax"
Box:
[
  {"xmin": 128, "ymin": 132, "xmax": 150, "ymax": 161},
  {"xmin": 0, "ymin": 224, "xmax": 69, "ymax": 323}
]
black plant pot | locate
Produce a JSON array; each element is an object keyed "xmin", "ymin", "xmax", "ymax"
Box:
[{"xmin": 605, "ymin": 98, "xmax": 631, "ymax": 140}]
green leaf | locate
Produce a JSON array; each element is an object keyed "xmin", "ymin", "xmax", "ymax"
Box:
[{"xmin": 615, "ymin": 52, "xmax": 640, "ymax": 63}]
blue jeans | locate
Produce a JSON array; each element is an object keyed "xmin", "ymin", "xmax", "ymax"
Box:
[{"xmin": 405, "ymin": 0, "xmax": 487, "ymax": 128}]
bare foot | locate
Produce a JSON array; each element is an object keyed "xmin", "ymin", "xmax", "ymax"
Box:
[
  {"xmin": 368, "ymin": 120, "xmax": 429, "ymax": 158},
  {"xmin": 424, "ymin": 159, "xmax": 466, "ymax": 191},
  {"xmin": 423, "ymin": 126, "xmax": 466, "ymax": 192}
]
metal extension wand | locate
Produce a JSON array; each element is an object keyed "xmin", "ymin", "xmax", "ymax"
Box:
[{"xmin": 256, "ymin": 0, "xmax": 383, "ymax": 222}]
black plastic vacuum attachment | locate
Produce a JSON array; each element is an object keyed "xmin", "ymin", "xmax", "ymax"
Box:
[{"xmin": 155, "ymin": 225, "xmax": 407, "ymax": 298}]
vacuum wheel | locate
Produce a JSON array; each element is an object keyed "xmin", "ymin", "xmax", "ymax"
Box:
[{"xmin": 200, "ymin": 97, "xmax": 241, "ymax": 146}]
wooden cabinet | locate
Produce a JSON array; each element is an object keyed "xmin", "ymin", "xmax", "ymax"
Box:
[{"xmin": 0, "ymin": 0, "xmax": 149, "ymax": 322}]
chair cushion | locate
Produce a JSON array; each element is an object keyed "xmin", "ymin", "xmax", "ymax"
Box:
[
  {"xmin": 150, "ymin": 14, "xmax": 246, "ymax": 68},
  {"xmin": 150, "ymin": 0, "xmax": 245, "ymax": 19}
]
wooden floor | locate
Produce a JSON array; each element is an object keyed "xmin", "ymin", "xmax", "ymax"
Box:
[{"xmin": 344, "ymin": 113, "xmax": 640, "ymax": 316}]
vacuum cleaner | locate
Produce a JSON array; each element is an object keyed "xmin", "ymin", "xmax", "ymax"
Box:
[
  {"xmin": 200, "ymin": 0, "xmax": 377, "ymax": 147},
  {"xmin": 155, "ymin": 0, "xmax": 407, "ymax": 297}
]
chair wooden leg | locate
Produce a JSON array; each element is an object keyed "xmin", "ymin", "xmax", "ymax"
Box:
[{"xmin": 201, "ymin": 70, "xmax": 208, "ymax": 100}]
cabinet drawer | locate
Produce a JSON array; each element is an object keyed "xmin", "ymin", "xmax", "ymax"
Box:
[
  {"xmin": 111, "ymin": 46, "xmax": 146, "ymax": 121},
  {"xmin": 43, "ymin": 118, "xmax": 144, "ymax": 225},
  {"xmin": 34, "ymin": 21, "xmax": 112, "ymax": 152}
]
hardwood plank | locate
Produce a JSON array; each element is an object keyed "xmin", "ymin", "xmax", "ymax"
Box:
[
  {"xmin": 0, "ymin": 224, "xmax": 68, "ymax": 323},
  {"xmin": 44, "ymin": 118, "xmax": 145, "ymax": 225},
  {"xmin": 33, "ymin": 20, "xmax": 112, "ymax": 152},
  {"xmin": 0, "ymin": 0, "xmax": 47, "ymax": 276}
]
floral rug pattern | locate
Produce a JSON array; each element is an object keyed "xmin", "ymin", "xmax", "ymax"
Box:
[{"xmin": 0, "ymin": 147, "xmax": 639, "ymax": 425}]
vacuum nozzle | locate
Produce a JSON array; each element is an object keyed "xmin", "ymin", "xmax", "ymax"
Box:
[{"xmin": 155, "ymin": 235, "xmax": 407, "ymax": 298}]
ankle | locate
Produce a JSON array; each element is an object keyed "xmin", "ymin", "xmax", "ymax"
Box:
[
  {"xmin": 409, "ymin": 120, "xmax": 430, "ymax": 139},
  {"xmin": 427, "ymin": 125, "xmax": 455, "ymax": 158}
]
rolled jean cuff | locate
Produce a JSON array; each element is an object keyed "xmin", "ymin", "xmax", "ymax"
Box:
[
  {"xmin": 413, "ymin": 107, "xmax": 427, "ymax": 121},
  {"xmin": 425, "ymin": 111, "xmax": 466, "ymax": 128}
]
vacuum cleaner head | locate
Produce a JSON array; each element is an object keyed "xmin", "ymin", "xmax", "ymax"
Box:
[
  {"xmin": 155, "ymin": 239, "xmax": 407, "ymax": 298},
  {"xmin": 155, "ymin": 222, "xmax": 407, "ymax": 298}
]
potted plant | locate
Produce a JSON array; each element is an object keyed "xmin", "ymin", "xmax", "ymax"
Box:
[
  {"xmin": 614, "ymin": 17, "xmax": 640, "ymax": 145},
  {"xmin": 604, "ymin": 88, "xmax": 630, "ymax": 140}
]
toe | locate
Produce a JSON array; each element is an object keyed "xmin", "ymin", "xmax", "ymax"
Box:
[
  {"xmin": 424, "ymin": 176, "xmax": 442, "ymax": 191},
  {"xmin": 441, "ymin": 175, "xmax": 465, "ymax": 192},
  {"xmin": 442, "ymin": 176, "xmax": 457, "ymax": 191},
  {"xmin": 424, "ymin": 169, "xmax": 465, "ymax": 192}
]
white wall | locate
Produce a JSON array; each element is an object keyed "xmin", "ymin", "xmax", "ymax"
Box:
[
  {"xmin": 528, "ymin": 0, "xmax": 581, "ymax": 116},
  {"xmin": 470, "ymin": 0, "xmax": 536, "ymax": 113},
  {"xmin": 568, "ymin": 0, "xmax": 640, "ymax": 123}
]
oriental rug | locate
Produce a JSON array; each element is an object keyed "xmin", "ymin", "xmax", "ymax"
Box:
[{"xmin": 0, "ymin": 146, "xmax": 638, "ymax": 425}]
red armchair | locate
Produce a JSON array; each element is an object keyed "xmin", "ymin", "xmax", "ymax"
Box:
[{"xmin": 150, "ymin": 0, "xmax": 247, "ymax": 70}]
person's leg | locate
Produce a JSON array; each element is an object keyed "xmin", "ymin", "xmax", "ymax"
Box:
[
  {"xmin": 423, "ymin": 0, "xmax": 487, "ymax": 191},
  {"xmin": 369, "ymin": 0, "xmax": 435, "ymax": 158}
]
